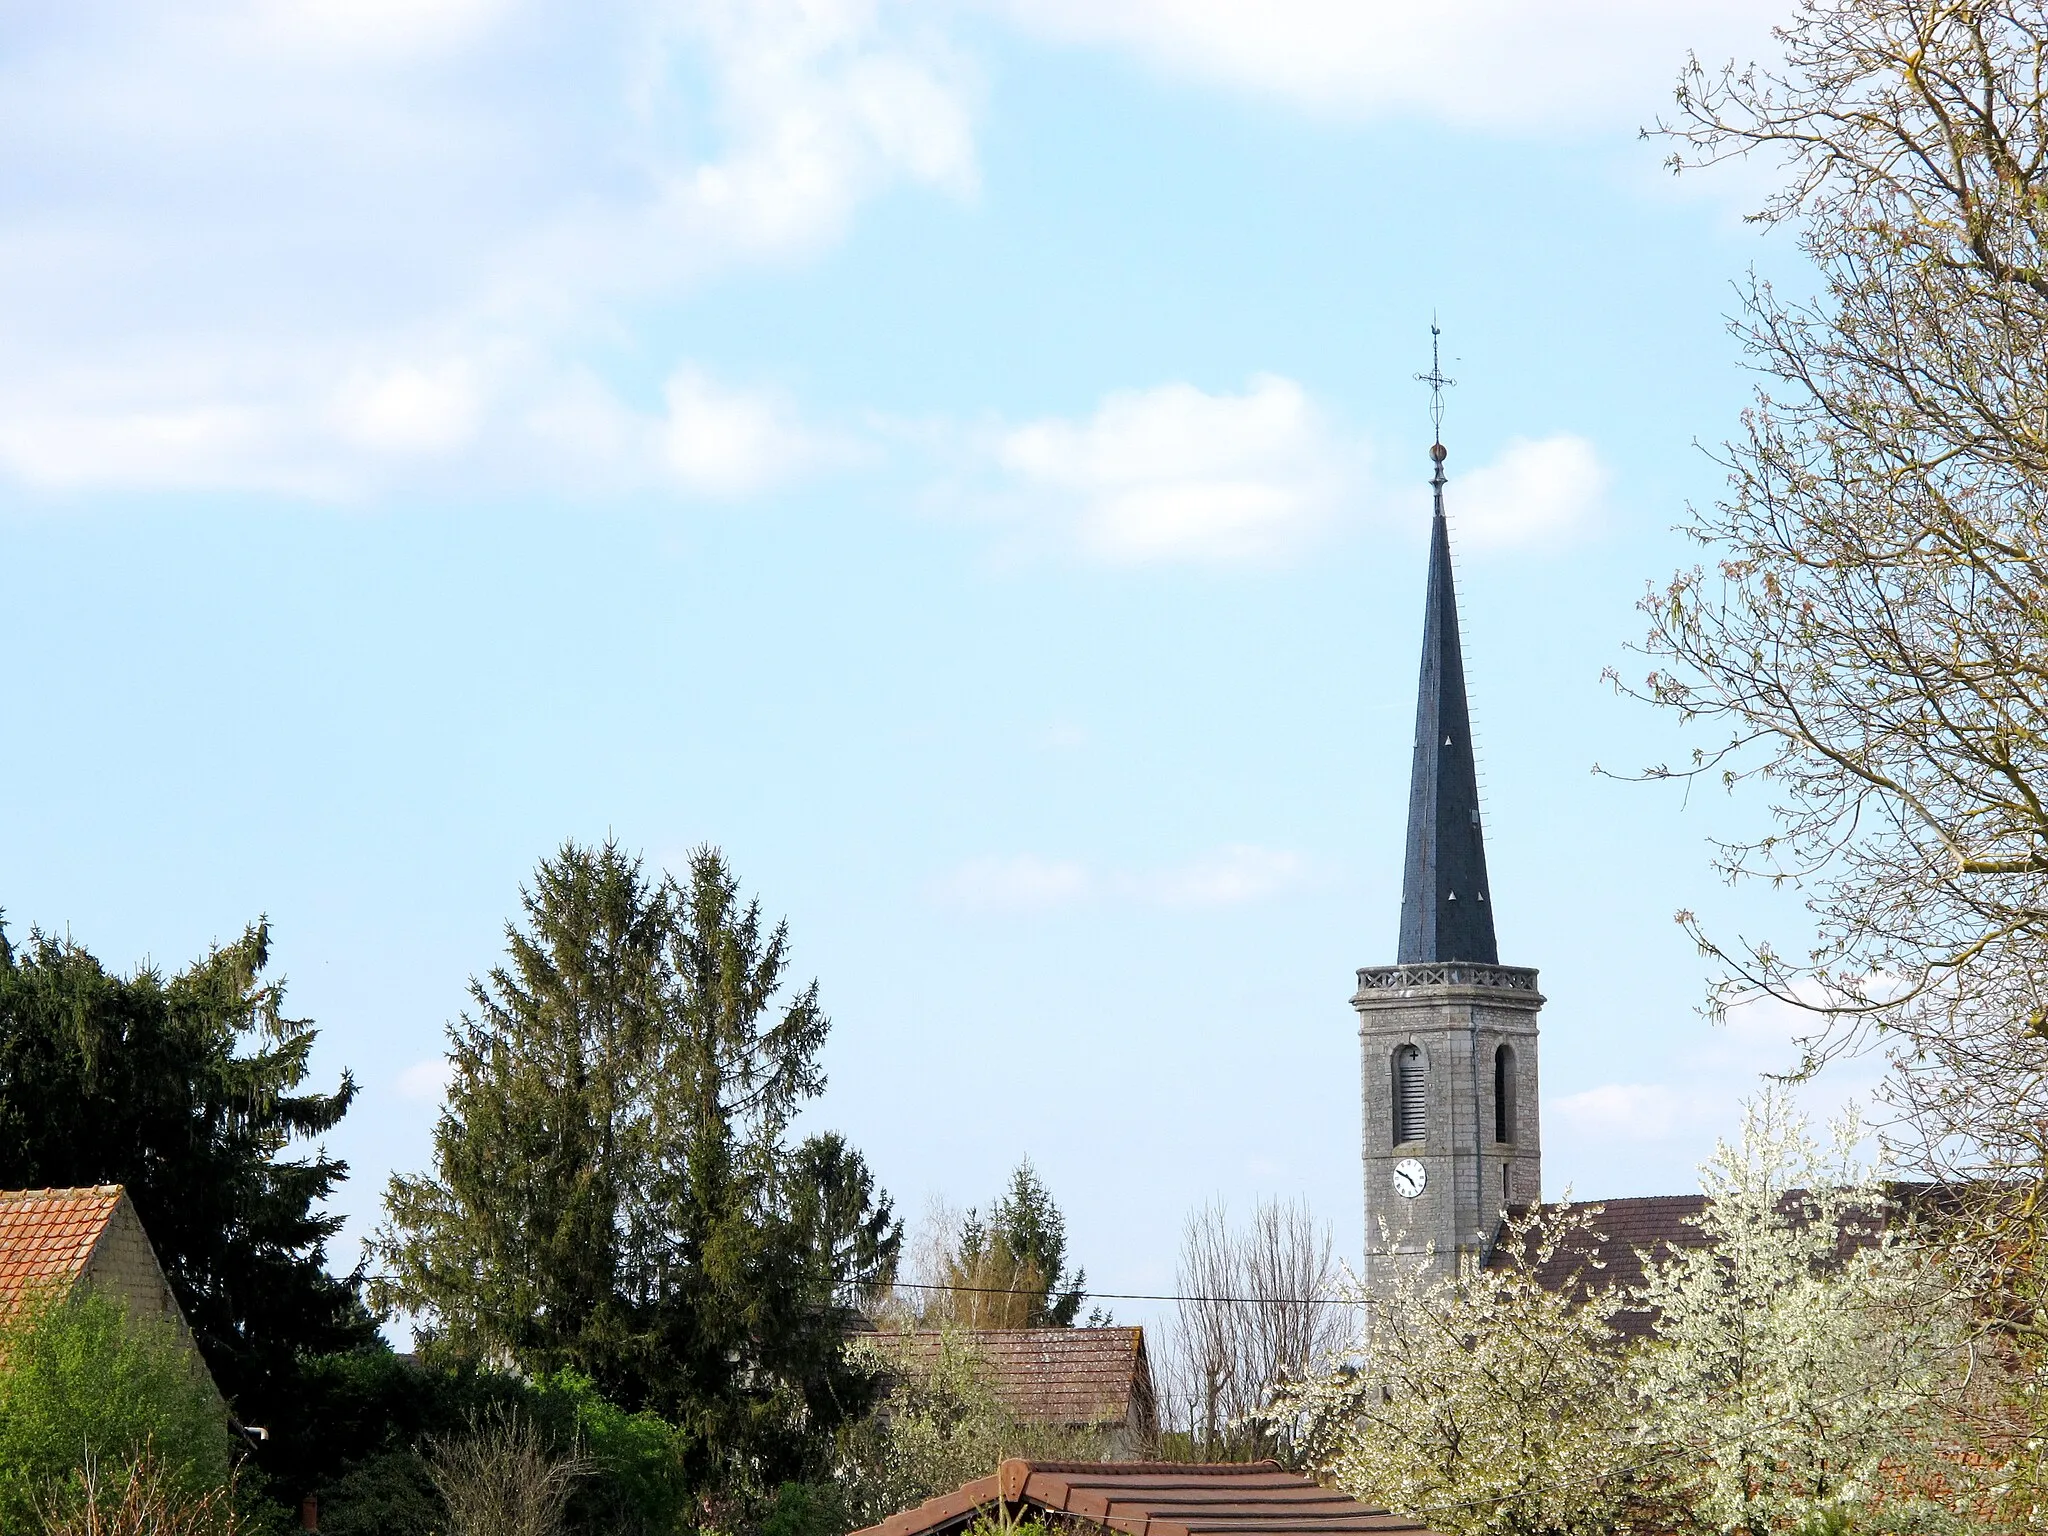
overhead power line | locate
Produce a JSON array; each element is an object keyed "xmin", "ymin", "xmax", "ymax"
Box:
[{"xmin": 878, "ymin": 1279, "xmax": 1365, "ymax": 1307}]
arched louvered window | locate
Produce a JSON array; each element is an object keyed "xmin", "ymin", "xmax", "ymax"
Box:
[
  {"xmin": 1393, "ymin": 1045, "xmax": 1427, "ymax": 1146},
  {"xmin": 1495, "ymin": 1043, "xmax": 1517, "ymax": 1144}
]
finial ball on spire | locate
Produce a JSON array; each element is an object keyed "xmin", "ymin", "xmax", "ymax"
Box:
[{"xmin": 1430, "ymin": 443, "xmax": 1447, "ymax": 463}]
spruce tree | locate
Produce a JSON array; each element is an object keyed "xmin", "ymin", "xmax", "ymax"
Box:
[
  {"xmin": 0, "ymin": 919, "xmax": 374, "ymax": 1429},
  {"xmin": 377, "ymin": 840, "xmax": 669, "ymax": 1385},
  {"xmin": 941, "ymin": 1160, "xmax": 1087, "ymax": 1328},
  {"xmin": 785, "ymin": 1131, "xmax": 903, "ymax": 1308},
  {"xmin": 374, "ymin": 840, "xmax": 894, "ymax": 1497},
  {"xmin": 989, "ymin": 1160, "xmax": 1086, "ymax": 1326}
]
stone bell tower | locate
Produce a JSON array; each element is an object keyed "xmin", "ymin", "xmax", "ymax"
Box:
[{"xmin": 1354, "ymin": 346, "xmax": 1543, "ymax": 1300}]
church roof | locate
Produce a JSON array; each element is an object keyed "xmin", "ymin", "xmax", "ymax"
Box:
[
  {"xmin": 1484, "ymin": 1196, "xmax": 1711, "ymax": 1339},
  {"xmin": 1485, "ymin": 1189, "xmax": 1924, "ymax": 1341},
  {"xmin": 1396, "ymin": 444, "xmax": 1498, "ymax": 964}
]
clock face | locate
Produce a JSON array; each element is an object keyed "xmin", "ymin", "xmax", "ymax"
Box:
[{"xmin": 1393, "ymin": 1158, "xmax": 1427, "ymax": 1199}]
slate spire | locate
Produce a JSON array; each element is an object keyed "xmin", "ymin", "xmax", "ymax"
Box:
[{"xmin": 1397, "ymin": 356, "xmax": 1498, "ymax": 964}]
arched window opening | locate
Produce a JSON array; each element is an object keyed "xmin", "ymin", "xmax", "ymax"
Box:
[
  {"xmin": 1494, "ymin": 1043, "xmax": 1517, "ymax": 1144},
  {"xmin": 1393, "ymin": 1045, "xmax": 1427, "ymax": 1146}
]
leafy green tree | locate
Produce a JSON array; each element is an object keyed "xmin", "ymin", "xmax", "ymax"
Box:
[
  {"xmin": 0, "ymin": 920, "xmax": 373, "ymax": 1437},
  {"xmin": 0, "ymin": 1287, "xmax": 236, "ymax": 1534},
  {"xmin": 374, "ymin": 840, "xmax": 893, "ymax": 1502},
  {"xmin": 278, "ymin": 1350, "xmax": 690, "ymax": 1536}
]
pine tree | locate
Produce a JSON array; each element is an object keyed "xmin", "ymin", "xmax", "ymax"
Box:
[
  {"xmin": 374, "ymin": 840, "xmax": 894, "ymax": 1498},
  {"xmin": 0, "ymin": 919, "xmax": 374, "ymax": 1431},
  {"xmin": 934, "ymin": 1160, "xmax": 1087, "ymax": 1329},
  {"xmin": 994, "ymin": 1160, "xmax": 1086, "ymax": 1326},
  {"xmin": 785, "ymin": 1131, "xmax": 903, "ymax": 1308}
]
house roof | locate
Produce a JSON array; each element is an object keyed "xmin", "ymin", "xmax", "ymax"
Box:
[
  {"xmin": 853, "ymin": 1458, "xmax": 1442, "ymax": 1536},
  {"xmin": 869, "ymin": 1328, "xmax": 1156, "ymax": 1430},
  {"xmin": 0, "ymin": 1185, "xmax": 126, "ymax": 1316}
]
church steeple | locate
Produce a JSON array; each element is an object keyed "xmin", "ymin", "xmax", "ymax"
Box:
[
  {"xmin": 1351, "ymin": 328, "xmax": 1541, "ymax": 1296},
  {"xmin": 1397, "ymin": 343, "xmax": 1497, "ymax": 964}
]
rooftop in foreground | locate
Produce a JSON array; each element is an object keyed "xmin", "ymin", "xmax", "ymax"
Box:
[{"xmin": 853, "ymin": 1459, "xmax": 1443, "ymax": 1536}]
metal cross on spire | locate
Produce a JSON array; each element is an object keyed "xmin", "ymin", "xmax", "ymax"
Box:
[{"xmin": 1414, "ymin": 321, "xmax": 1456, "ymax": 492}]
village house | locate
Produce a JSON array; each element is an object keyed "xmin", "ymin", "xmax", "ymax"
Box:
[
  {"xmin": 0, "ymin": 1183, "xmax": 218, "ymax": 1400},
  {"xmin": 868, "ymin": 1327, "xmax": 1159, "ymax": 1459}
]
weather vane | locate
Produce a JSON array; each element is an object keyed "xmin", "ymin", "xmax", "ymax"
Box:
[{"xmin": 1414, "ymin": 321, "xmax": 1456, "ymax": 449}]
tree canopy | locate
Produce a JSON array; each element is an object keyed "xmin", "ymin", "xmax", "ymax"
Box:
[
  {"xmin": 0, "ymin": 918, "xmax": 373, "ymax": 1430},
  {"xmin": 373, "ymin": 840, "xmax": 899, "ymax": 1500},
  {"xmin": 1626, "ymin": 0, "xmax": 2048, "ymax": 1397},
  {"xmin": 0, "ymin": 1286, "xmax": 237, "ymax": 1535},
  {"xmin": 1282, "ymin": 1096, "xmax": 1975, "ymax": 1536}
]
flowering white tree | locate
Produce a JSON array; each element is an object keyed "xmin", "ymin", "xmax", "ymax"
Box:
[
  {"xmin": 1283, "ymin": 1094, "xmax": 1977, "ymax": 1536},
  {"xmin": 1277, "ymin": 1203, "xmax": 1648, "ymax": 1536},
  {"xmin": 1635, "ymin": 1093, "xmax": 1968, "ymax": 1534}
]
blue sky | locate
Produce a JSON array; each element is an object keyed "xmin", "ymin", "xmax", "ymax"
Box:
[{"xmin": 0, "ymin": 1, "xmax": 1877, "ymax": 1330}]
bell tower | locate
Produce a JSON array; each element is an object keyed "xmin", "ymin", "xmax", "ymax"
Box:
[{"xmin": 1354, "ymin": 333, "xmax": 1542, "ymax": 1298}]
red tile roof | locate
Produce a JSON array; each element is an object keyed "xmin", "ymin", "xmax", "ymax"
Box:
[
  {"xmin": 0, "ymin": 1185, "xmax": 125, "ymax": 1316},
  {"xmin": 870, "ymin": 1328, "xmax": 1156, "ymax": 1432},
  {"xmin": 854, "ymin": 1459, "xmax": 1442, "ymax": 1536}
]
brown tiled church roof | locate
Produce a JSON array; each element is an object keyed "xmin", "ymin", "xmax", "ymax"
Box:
[
  {"xmin": 854, "ymin": 1458, "xmax": 1443, "ymax": 1536},
  {"xmin": 1482, "ymin": 1196, "xmax": 1713, "ymax": 1340},
  {"xmin": 0, "ymin": 1185, "xmax": 126, "ymax": 1316},
  {"xmin": 1485, "ymin": 1189, "xmax": 1923, "ymax": 1340},
  {"xmin": 869, "ymin": 1328, "xmax": 1156, "ymax": 1433}
]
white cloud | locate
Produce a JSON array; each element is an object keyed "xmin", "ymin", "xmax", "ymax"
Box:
[
  {"xmin": 0, "ymin": 2, "xmax": 976, "ymax": 497},
  {"xmin": 252, "ymin": 0, "xmax": 510, "ymax": 60},
  {"xmin": 659, "ymin": 367, "xmax": 852, "ymax": 496},
  {"xmin": 333, "ymin": 359, "xmax": 484, "ymax": 456},
  {"xmin": 1448, "ymin": 435, "xmax": 1608, "ymax": 550},
  {"xmin": 985, "ymin": 376, "xmax": 1604, "ymax": 564},
  {"xmin": 993, "ymin": 375, "xmax": 1351, "ymax": 564},
  {"xmin": 1140, "ymin": 844, "xmax": 1308, "ymax": 907},
  {"xmin": 937, "ymin": 843, "xmax": 1310, "ymax": 912},
  {"xmin": 1554, "ymin": 1082, "xmax": 1703, "ymax": 1142},
  {"xmin": 997, "ymin": 0, "xmax": 1783, "ymax": 132},
  {"xmin": 1551, "ymin": 990, "xmax": 1891, "ymax": 1164},
  {"xmin": 939, "ymin": 854, "xmax": 1094, "ymax": 912},
  {"xmin": 396, "ymin": 1056, "xmax": 454, "ymax": 1102}
]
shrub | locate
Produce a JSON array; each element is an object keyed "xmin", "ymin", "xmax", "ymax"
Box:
[
  {"xmin": 36, "ymin": 1449, "xmax": 248, "ymax": 1536},
  {"xmin": 427, "ymin": 1407, "xmax": 593, "ymax": 1536},
  {"xmin": 837, "ymin": 1328, "xmax": 1109, "ymax": 1527},
  {"xmin": 0, "ymin": 1286, "xmax": 234, "ymax": 1533}
]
